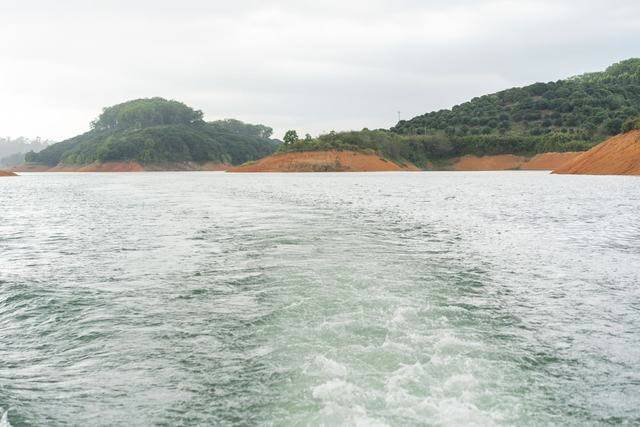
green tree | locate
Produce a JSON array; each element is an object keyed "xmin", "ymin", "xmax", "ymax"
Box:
[
  {"xmin": 605, "ymin": 118, "xmax": 623, "ymax": 135},
  {"xmin": 284, "ymin": 130, "xmax": 299, "ymax": 145}
]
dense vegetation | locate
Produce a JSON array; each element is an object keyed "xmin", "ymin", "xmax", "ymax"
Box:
[
  {"xmin": 278, "ymin": 59, "xmax": 640, "ymax": 165},
  {"xmin": 391, "ymin": 59, "xmax": 640, "ymax": 151},
  {"xmin": 26, "ymin": 98, "xmax": 278, "ymax": 166},
  {"xmin": 279, "ymin": 129, "xmax": 593, "ymax": 167},
  {"xmin": 90, "ymin": 98, "xmax": 203, "ymax": 131}
]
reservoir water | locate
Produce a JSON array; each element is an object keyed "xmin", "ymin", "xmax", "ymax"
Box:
[{"xmin": 1, "ymin": 171, "xmax": 639, "ymax": 426}]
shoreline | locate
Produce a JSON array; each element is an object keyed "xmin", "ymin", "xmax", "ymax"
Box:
[
  {"xmin": 229, "ymin": 150, "xmax": 583, "ymax": 173},
  {"xmin": 12, "ymin": 161, "xmax": 230, "ymax": 173},
  {"xmin": 8, "ymin": 151, "xmax": 589, "ymax": 174}
]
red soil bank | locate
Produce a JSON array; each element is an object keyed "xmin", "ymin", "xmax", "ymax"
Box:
[
  {"xmin": 553, "ymin": 130, "xmax": 640, "ymax": 175},
  {"xmin": 449, "ymin": 152, "xmax": 583, "ymax": 171},
  {"xmin": 229, "ymin": 151, "xmax": 419, "ymax": 172}
]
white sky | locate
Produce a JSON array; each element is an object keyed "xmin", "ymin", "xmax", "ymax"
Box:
[{"xmin": 1, "ymin": 0, "xmax": 639, "ymax": 140}]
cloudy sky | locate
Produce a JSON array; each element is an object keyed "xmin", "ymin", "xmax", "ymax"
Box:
[{"xmin": 1, "ymin": 0, "xmax": 639, "ymax": 141}]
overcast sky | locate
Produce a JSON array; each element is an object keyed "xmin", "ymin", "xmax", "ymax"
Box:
[{"xmin": 1, "ymin": 0, "xmax": 639, "ymax": 141}]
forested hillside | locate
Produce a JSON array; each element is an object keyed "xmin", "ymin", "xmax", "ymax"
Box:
[
  {"xmin": 26, "ymin": 98, "xmax": 279, "ymax": 166},
  {"xmin": 276, "ymin": 59, "xmax": 640, "ymax": 167},
  {"xmin": 391, "ymin": 59, "xmax": 640, "ymax": 151}
]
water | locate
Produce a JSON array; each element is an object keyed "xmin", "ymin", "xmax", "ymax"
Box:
[{"xmin": 1, "ymin": 171, "xmax": 639, "ymax": 426}]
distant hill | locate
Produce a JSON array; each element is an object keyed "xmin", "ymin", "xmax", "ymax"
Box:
[
  {"xmin": 26, "ymin": 98, "xmax": 279, "ymax": 168},
  {"xmin": 391, "ymin": 58, "xmax": 640, "ymax": 152},
  {"xmin": 0, "ymin": 137, "xmax": 50, "ymax": 167}
]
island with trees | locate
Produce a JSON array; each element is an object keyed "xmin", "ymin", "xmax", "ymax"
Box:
[{"xmin": 21, "ymin": 98, "xmax": 279, "ymax": 171}]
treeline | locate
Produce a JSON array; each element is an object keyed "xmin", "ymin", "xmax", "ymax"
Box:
[
  {"xmin": 207, "ymin": 119, "xmax": 273, "ymax": 139},
  {"xmin": 279, "ymin": 129, "xmax": 594, "ymax": 167},
  {"xmin": 90, "ymin": 98, "xmax": 203, "ymax": 131},
  {"xmin": 27, "ymin": 98, "xmax": 278, "ymax": 166},
  {"xmin": 392, "ymin": 58, "xmax": 640, "ymax": 147}
]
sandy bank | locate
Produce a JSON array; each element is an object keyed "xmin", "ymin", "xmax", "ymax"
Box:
[
  {"xmin": 553, "ymin": 130, "xmax": 640, "ymax": 176},
  {"xmin": 448, "ymin": 152, "xmax": 583, "ymax": 171},
  {"xmin": 229, "ymin": 151, "xmax": 419, "ymax": 172},
  {"xmin": 13, "ymin": 161, "xmax": 230, "ymax": 172},
  {"xmin": 0, "ymin": 170, "xmax": 17, "ymax": 176}
]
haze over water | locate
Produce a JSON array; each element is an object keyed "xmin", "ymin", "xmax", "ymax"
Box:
[{"xmin": 1, "ymin": 172, "xmax": 639, "ymax": 425}]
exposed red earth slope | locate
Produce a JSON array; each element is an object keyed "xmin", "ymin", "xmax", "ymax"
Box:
[
  {"xmin": 449, "ymin": 152, "xmax": 583, "ymax": 171},
  {"xmin": 229, "ymin": 151, "xmax": 419, "ymax": 172},
  {"xmin": 553, "ymin": 130, "xmax": 640, "ymax": 175}
]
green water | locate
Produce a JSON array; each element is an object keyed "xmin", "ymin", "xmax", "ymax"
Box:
[{"xmin": 1, "ymin": 171, "xmax": 639, "ymax": 426}]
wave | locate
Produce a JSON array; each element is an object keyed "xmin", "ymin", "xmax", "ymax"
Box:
[{"xmin": 0, "ymin": 408, "xmax": 12, "ymax": 427}]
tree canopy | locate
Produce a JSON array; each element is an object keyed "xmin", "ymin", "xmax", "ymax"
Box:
[
  {"xmin": 27, "ymin": 98, "xmax": 278, "ymax": 166},
  {"xmin": 90, "ymin": 98, "xmax": 203, "ymax": 131},
  {"xmin": 207, "ymin": 119, "xmax": 273, "ymax": 139},
  {"xmin": 283, "ymin": 130, "xmax": 299, "ymax": 145},
  {"xmin": 392, "ymin": 58, "xmax": 640, "ymax": 148}
]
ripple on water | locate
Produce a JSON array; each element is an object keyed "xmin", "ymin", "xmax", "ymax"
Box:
[{"xmin": 1, "ymin": 172, "xmax": 639, "ymax": 425}]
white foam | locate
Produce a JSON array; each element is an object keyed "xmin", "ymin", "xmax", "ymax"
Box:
[
  {"xmin": 434, "ymin": 332, "xmax": 476, "ymax": 351},
  {"xmin": 443, "ymin": 374, "xmax": 479, "ymax": 394},
  {"xmin": 419, "ymin": 397, "xmax": 499, "ymax": 426},
  {"xmin": 389, "ymin": 306, "xmax": 418, "ymax": 324},
  {"xmin": 316, "ymin": 403, "xmax": 388, "ymax": 427},
  {"xmin": 0, "ymin": 408, "xmax": 11, "ymax": 427},
  {"xmin": 312, "ymin": 379, "xmax": 359, "ymax": 402},
  {"xmin": 385, "ymin": 362, "xmax": 425, "ymax": 390},
  {"xmin": 381, "ymin": 335, "xmax": 414, "ymax": 353},
  {"xmin": 314, "ymin": 355, "xmax": 347, "ymax": 377}
]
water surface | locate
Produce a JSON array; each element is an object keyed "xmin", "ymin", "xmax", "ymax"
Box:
[{"xmin": 1, "ymin": 171, "xmax": 639, "ymax": 425}]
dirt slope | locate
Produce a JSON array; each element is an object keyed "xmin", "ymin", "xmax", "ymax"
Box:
[
  {"xmin": 0, "ymin": 170, "xmax": 17, "ymax": 176},
  {"xmin": 451, "ymin": 155, "xmax": 525, "ymax": 171},
  {"xmin": 553, "ymin": 130, "xmax": 640, "ymax": 175},
  {"xmin": 521, "ymin": 152, "xmax": 584, "ymax": 170},
  {"xmin": 229, "ymin": 151, "xmax": 419, "ymax": 172},
  {"xmin": 449, "ymin": 152, "xmax": 582, "ymax": 171}
]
